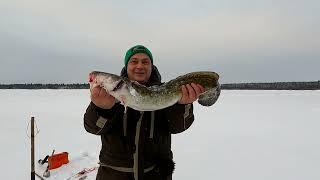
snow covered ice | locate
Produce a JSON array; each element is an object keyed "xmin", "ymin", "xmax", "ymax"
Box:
[{"xmin": 0, "ymin": 89, "xmax": 319, "ymax": 180}]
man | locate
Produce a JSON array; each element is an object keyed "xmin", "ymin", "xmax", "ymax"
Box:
[{"xmin": 84, "ymin": 45, "xmax": 205, "ymax": 180}]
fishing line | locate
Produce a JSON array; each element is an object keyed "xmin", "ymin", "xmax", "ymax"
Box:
[{"xmin": 26, "ymin": 117, "xmax": 40, "ymax": 138}]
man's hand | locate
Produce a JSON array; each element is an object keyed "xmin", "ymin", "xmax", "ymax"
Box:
[
  {"xmin": 90, "ymin": 86, "xmax": 115, "ymax": 109},
  {"xmin": 178, "ymin": 83, "xmax": 205, "ymax": 104}
]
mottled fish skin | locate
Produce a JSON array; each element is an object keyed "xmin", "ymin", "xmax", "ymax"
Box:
[{"xmin": 89, "ymin": 71, "xmax": 220, "ymax": 111}]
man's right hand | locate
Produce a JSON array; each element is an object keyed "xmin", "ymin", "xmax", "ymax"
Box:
[{"xmin": 90, "ymin": 86, "xmax": 115, "ymax": 109}]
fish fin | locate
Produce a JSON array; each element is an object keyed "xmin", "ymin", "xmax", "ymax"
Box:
[
  {"xmin": 198, "ymin": 83, "xmax": 221, "ymax": 106},
  {"xmin": 120, "ymin": 95, "xmax": 126, "ymax": 106},
  {"xmin": 130, "ymin": 81, "xmax": 148, "ymax": 94},
  {"xmin": 131, "ymin": 81, "xmax": 146, "ymax": 88}
]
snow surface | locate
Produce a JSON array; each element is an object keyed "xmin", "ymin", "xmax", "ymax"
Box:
[{"xmin": 1, "ymin": 90, "xmax": 320, "ymax": 180}]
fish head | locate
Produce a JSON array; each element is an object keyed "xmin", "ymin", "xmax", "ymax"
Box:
[{"xmin": 89, "ymin": 71, "xmax": 129, "ymax": 97}]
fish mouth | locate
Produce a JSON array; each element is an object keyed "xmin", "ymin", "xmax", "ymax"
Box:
[
  {"xmin": 112, "ymin": 80, "xmax": 124, "ymax": 91},
  {"xmin": 88, "ymin": 72, "xmax": 96, "ymax": 83}
]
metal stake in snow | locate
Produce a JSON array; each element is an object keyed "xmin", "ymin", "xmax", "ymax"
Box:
[{"xmin": 31, "ymin": 117, "xmax": 35, "ymax": 180}]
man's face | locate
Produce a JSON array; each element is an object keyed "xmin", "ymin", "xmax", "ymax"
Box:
[{"xmin": 127, "ymin": 53, "xmax": 152, "ymax": 83}]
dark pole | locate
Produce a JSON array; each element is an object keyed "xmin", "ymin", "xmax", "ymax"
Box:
[{"xmin": 31, "ymin": 117, "xmax": 35, "ymax": 180}]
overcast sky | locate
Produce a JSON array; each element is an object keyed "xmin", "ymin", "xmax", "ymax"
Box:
[{"xmin": 1, "ymin": 0, "xmax": 319, "ymax": 83}]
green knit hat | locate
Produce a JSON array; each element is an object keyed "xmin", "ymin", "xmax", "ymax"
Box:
[{"xmin": 124, "ymin": 45, "xmax": 153, "ymax": 69}]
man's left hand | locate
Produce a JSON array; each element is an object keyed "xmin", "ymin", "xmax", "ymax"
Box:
[{"xmin": 178, "ymin": 83, "xmax": 205, "ymax": 104}]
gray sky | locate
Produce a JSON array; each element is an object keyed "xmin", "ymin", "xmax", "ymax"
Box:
[{"xmin": 1, "ymin": 0, "xmax": 319, "ymax": 84}]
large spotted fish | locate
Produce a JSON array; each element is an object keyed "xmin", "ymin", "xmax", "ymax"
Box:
[{"xmin": 89, "ymin": 71, "xmax": 221, "ymax": 111}]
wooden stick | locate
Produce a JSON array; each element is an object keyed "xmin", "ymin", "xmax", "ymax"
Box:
[{"xmin": 31, "ymin": 117, "xmax": 35, "ymax": 180}]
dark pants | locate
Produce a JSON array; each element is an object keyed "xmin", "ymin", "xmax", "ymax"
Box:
[{"xmin": 96, "ymin": 166, "xmax": 172, "ymax": 180}]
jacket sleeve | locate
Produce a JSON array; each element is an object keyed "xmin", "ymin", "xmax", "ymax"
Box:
[
  {"xmin": 164, "ymin": 103, "xmax": 194, "ymax": 134},
  {"xmin": 83, "ymin": 102, "xmax": 123, "ymax": 135}
]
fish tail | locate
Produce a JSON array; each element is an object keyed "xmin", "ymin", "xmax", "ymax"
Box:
[{"xmin": 198, "ymin": 82, "xmax": 221, "ymax": 106}]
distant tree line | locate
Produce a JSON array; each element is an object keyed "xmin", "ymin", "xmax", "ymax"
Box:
[
  {"xmin": 0, "ymin": 81, "xmax": 319, "ymax": 90},
  {"xmin": 221, "ymin": 81, "xmax": 320, "ymax": 90},
  {"xmin": 0, "ymin": 83, "xmax": 89, "ymax": 89}
]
